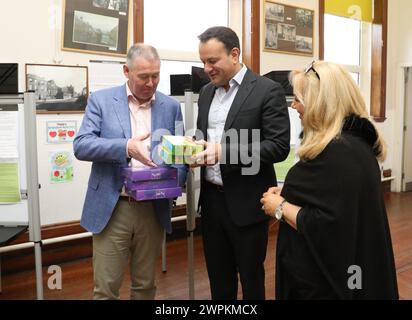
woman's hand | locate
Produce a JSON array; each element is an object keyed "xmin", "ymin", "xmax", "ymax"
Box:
[
  {"xmin": 260, "ymin": 187, "xmax": 302, "ymax": 230},
  {"xmin": 265, "ymin": 186, "xmax": 282, "ymax": 195},
  {"xmin": 260, "ymin": 192, "xmax": 284, "ymax": 218}
]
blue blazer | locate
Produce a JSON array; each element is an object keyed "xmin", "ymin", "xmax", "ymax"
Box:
[{"xmin": 74, "ymin": 84, "xmax": 187, "ymax": 234}]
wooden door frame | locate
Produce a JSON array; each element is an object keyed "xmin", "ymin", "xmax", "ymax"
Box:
[
  {"xmin": 133, "ymin": 0, "xmax": 144, "ymax": 43},
  {"xmin": 370, "ymin": 0, "xmax": 388, "ymax": 122},
  {"xmin": 242, "ymin": 0, "xmax": 260, "ymax": 74}
]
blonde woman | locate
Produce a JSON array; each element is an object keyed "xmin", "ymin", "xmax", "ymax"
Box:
[{"xmin": 260, "ymin": 61, "xmax": 398, "ymax": 299}]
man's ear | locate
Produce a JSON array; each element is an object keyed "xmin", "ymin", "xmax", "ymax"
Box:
[
  {"xmin": 231, "ymin": 47, "xmax": 240, "ymax": 63},
  {"xmin": 123, "ymin": 64, "xmax": 129, "ymax": 78}
]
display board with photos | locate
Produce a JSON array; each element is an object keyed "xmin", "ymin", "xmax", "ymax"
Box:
[
  {"xmin": 263, "ymin": 0, "xmax": 314, "ymax": 56},
  {"xmin": 25, "ymin": 64, "xmax": 88, "ymax": 112},
  {"xmin": 62, "ymin": 0, "xmax": 130, "ymax": 57}
]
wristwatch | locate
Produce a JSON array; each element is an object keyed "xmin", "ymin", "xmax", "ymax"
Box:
[{"xmin": 274, "ymin": 199, "xmax": 287, "ymax": 221}]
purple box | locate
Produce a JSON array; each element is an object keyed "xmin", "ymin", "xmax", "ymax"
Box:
[
  {"xmin": 122, "ymin": 166, "xmax": 177, "ymax": 182},
  {"xmin": 126, "ymin": 186, "xmax": 182, "ymax": 201},
  {"xmin": 125, "ymin": 178, "xmax": 178, "ymax": 191}
]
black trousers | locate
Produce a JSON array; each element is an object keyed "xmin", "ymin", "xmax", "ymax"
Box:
[{"xmin": 200, "ymin": 182, "xmax": 269, "ymax": 300}]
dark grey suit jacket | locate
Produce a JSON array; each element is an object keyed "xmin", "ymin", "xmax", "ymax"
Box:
[{"xmin": 197, "ymin": 68, "xmax": 290, "ymax": 226}]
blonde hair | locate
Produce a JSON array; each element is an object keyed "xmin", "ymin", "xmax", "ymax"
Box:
[{"xmin": 290, "ymin": 61, "xmax": 386, "ymax": 161}]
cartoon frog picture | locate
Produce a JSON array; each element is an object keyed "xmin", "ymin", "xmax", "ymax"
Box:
[
  {"xmin": 54, "ymin": 152, "xmax": 68, "ymax": 167},
  {"xmin": 50, "ymin": 151, "xmax": 73, "ymax": 183}
]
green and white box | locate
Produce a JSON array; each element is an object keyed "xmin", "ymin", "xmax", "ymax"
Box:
[
  {"xmin": 161, "ymin": 135, "xmax": 203, "ymax": 157},
  {"xmin": 160, "ymin": 146, "xmax": 185, "ymax": 164}
]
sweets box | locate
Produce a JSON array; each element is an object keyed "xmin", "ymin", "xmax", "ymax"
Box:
[
  {"xmin": 160, "ymin": 146, "xmax": 185, "ymax": 165},
  {"xmin": 121, "ymin": 166, "xmax": 177, "ymax": 182},
  {"xmin": 161, "ymin": 135, "xmax": 203, "ymax": 156},
  {"xmin": 126, "ymin": 186, "xmax": 182, "ymax": 201},
  {"xmin": 124, "ymin": 178, "xmax": 177, "ymax": 191}
]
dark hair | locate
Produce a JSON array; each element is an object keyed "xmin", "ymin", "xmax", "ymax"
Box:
[{"xmin": 198, "ymin": 26, "xmax": 240, "ymax": 54}]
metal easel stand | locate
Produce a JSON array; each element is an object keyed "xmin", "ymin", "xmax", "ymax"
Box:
[
  {"xmin": 184, "ymin": 90, "xmax": 198, "ymax": 300},
  {"xmin": 24, "ymin": 92, "xmax": 44, "ymax": 300},
  {"xmin": 0, "ymin": 93, "xmax": 44, "ymax": 299},
  {"xmin": 159, "ymin": 91, "xmax": 198, "ymax": 299}
]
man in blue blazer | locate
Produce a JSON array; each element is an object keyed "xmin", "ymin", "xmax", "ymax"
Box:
[{"xmin": 74, "ymin": 44, "xmax": 186, "ymax": 300}]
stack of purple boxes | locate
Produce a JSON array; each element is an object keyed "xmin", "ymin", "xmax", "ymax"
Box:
[{"xmin": 122, "ymin": 166, "xmax": 182, "ymax": 201}]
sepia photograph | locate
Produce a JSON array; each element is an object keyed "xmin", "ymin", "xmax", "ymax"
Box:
[
  {"xmin": 25, "ymin": 64, "xmax": 88, "ymax": 112},
  {"xmin": 265, "ymin": 2, "xmax": 284, "ymax": 22},
  {"xmin": 277, "ymin": 23, "xmax": 296, "ymax": 42},
  {"xmin": 73, "ymin": 10, "xmax": 119, "ymax": 49},
  {"xmin": 92, "ymin": 0, "xmax": 128, "ymax": 14},
  {"xmin": 265, "ymin": 22, "xmax": 278, "ymax": 49},
  {"xmin": 296, "ymin": 8, "xmax": 313, "ymax": 28},
  {"xmin": 295, "ymin": 35, "xmax": 313, "ymax": 53},
  {"xmin": 62, "ymin": 0, "xmax": 130, "ymax": 56},
  {"xmin": 263, "ymin": 1, "xmax": 313, "ymax": 56}
]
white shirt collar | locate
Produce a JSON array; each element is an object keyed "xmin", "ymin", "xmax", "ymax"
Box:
[
  {"xmin": 231, "ymin": 64, "xmax": 247, "ymax": 86},
  {"xmin": 126, "ymin": 83, "xmax": 155, "ymax": 108}
]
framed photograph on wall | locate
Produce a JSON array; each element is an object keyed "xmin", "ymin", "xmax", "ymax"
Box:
[
  {"xmin": 62, "ymin": 0, "xmax": 130, "ymax": 57},
  {"xmin": 25, "ymin": 64, "xmax": 88, "ymax": 113},
  {"xmin": 263, "ymin": 0, "xmax": 314, "ymax": 56}
]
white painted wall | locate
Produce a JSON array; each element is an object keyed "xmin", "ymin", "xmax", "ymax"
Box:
[
  {"xmin": 403, "ymin": 67, "xmax": 412, "ymax": 191},
  {"xmin": 382, "ymin": 0, "xmax": 412, "ymax": 191}
]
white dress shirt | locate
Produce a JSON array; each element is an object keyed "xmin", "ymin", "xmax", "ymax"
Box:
[
  {"xmin": 125, "ymin": 83, "xmax": 154, "ymax": 168},
  {"xmin": 205, "ymin": 64, "xmax": 247, "ymax": 186},
  {"xmin": 121, "ymin": 84, "xmax": 154, "ymax": 197}
]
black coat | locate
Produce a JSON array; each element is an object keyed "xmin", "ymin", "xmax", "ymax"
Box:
[
  {"xmin": 276, "ymin": 117, "xmax": 399, "ymax": 299},
  {"xmin": 197, "ymin": 69, "xmax": 290, "ymax": 226}
]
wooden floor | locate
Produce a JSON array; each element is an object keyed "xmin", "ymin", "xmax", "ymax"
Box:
[{"xmin": 1, "ymin": 192, "xmax": 411, "ymax": 300}]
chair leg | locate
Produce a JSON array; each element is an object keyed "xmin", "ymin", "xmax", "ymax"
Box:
[
  {"xmin": 0, "ymin": 254, "xmax": 2, "ymax": 293},
  {"xmin": 161, "ymin": 230, "xmax": 167, "ymax": 273}
]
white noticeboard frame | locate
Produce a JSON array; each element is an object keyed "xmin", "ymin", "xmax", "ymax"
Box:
[
  {"xmin": 36, "ymin": 113, "xmax": 90, "ymax": 226},
  {"xmin": 0, "ymin": 93, "xmax": 44, "ymax": 300},
  {"xmin": 0, "ymin": 103, "xmax": 27, "ymax": 224}
]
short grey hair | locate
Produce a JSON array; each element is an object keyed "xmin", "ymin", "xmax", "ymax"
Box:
[{"xmin": 126, "ymin": 43, "xmax": 160, "ymax": 69}]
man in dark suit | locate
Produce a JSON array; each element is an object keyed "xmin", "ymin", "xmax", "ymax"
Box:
[{"xmin": 192, "ymin": 26, "xmax": 290, "ymax": 300}]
